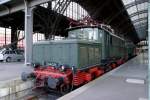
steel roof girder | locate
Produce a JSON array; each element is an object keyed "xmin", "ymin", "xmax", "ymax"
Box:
[
  {"xmin": 125, "ymin": 0, "xmax": 148, "ymax": 9},
  {"xmin": 130, "ymin": 9, "xmax": 148, "ymax": 17},
  {"xmin": 132, "ymin": 17, "xmax": 148, "ymax": 24}
]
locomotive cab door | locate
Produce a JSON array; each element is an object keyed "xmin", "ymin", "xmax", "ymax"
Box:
[{"xmin": 104, "ymin": 32, "xmax": 110, "ymax": 59}]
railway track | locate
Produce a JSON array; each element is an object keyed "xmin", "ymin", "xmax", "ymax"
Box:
[{"xmin": 0, "ymin": 87, "xmax": 62, "ymax": 100}]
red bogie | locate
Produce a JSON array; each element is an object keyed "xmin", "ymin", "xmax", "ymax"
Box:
[
  {"xmin": 73, "ymin": 72, "xmax": 85, "ymax": 86},
  {"xmin": 31, "ymin": 61, "xmax": 123, "ymax": 89},
  {"xmin": 95, "ymin": 69, "xmax": 104, "ymax": 76},
  {"xmin": 32, "ymin": 65, "xmax": 105, "ymax": 88}
]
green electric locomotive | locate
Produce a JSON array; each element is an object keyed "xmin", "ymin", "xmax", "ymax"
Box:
[
  {"xmin": 22, "ymin": 25, "xmax": 135, "ymax": 92},
  {"xmin": 32, "ymin": 25, "xmax": 133, "ymax": 68}
]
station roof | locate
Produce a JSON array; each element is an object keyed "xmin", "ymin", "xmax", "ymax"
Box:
[
  {"xmin": 122, "ymin": 0, "xmax": 148, "ymax": 40},
  {"xmin": 0, "ymin": 6, "xmax": 70, "ymax": 37},
  {"xmin": 74, "ymin": 0, "xmax": 141, "ymax": 43},
  {"xmin": 0, "ymin": 0, "xmax": 146, "ymax": 43}
]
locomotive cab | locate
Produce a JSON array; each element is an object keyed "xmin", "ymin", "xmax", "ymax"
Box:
[{"xmin": 68, "ymin": 26, "xmax": 100, "ymax": 42}]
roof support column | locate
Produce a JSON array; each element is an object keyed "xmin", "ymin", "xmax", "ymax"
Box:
[
  {"xmin": 5, "ymin": 28, "xmax": 7, "ymax": 45},
  {"xmin": 11, "ymin": 26, "xmax": 17, "ymax": 49},
  {"xmin": 148, "ymin": 0, "xmax": 150, "ymax": 88},
  {"xmin": 24, "ymin": 0, "xmax": 33, "ymax": 65}
]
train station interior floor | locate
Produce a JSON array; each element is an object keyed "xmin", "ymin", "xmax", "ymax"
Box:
[
  {"xmin": 58, "ymin": 53, "xmax": 148, "ymax": 100},
  {"xmin": 0, "ymin": 53, "xmax": 148, "ymax": 100}
]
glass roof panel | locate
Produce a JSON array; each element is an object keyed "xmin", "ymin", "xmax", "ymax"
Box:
[
  {"xmin": 122, "ymin": 0, "xmax": 148, "ymax": 40},
  {"xmin": 134, "ymin": 20, "xmax": 147, "ymax": 25},
  {"xmin": 131, "ymin": 15, "xmax": 139, "ymax": 21},
  {"xmin": 137, "ymin": 2, "xmax": 148, "ymax": 11},
  {"xmin": 122, "ymin": 0, "xmax": 135, "ymax": 5},
  {"xmin": 135, "ymin": 22, "xmax": 147, "ymax": 26},
  {"xmin": 51, "ymin": 1, "xmax": 88, "ymax": 20},
  {"xmin": 127, "ymin": 5, "xmax": 137, "ymax": 14},
  {"xmin": 135, "ymin": 24, "xmax": 147, "ymax": 29},
  {"xmin": 138, "ymin": 13, "xmax": 147, "ymax": 19}
]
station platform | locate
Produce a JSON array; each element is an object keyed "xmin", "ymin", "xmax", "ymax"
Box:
[
  {"xmin": 0, "ymin": 62, "xmax": 33, "ymax": 81},
  {"xmin": 58, "ymin": 53, "xmax": 148, "ymax": 100},
  {"xmin": 0, "ymin": 62, "xmax": 33, "ymax": 100}
]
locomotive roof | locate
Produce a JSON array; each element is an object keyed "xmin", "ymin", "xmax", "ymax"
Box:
[
  {"xmin": 67, "ymin": 25, "xmax": 125, "ymax": 41},
  {"xmin": 34, "ymin": 39, "xmax": 101, "ymax": 45},
  {"xmin": 67, "ymin": 25, "xmax": 103, "ymax": 31}
]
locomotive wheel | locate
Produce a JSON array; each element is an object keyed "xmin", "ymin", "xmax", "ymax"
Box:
[
  {"xmin": 111, "ymin": 62, "xmax": 117, "ymax": 69},
  {"xmin": 60, "ymin": 85, "xmax": 70, "ymax": 95},
  {"xmin": 105, "ymin": 65, "xmax": 112, "ymax": 72},
  {"xmin": 47, "ymin": 77, "xmax": 58, "ymax": 89},
  {"xmin": 91, "ymin": 73, "xmax": 96, "ymax": 79}
]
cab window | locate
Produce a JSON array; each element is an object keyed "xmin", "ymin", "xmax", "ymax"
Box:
[{"xmin": 68, "ymin": 27, "xmax": 98, "ymax": 41}]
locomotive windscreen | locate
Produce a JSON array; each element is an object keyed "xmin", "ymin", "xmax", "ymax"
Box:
[{"xmin": 68, "ymin": 28, "xmax": 99, "ymax": 41}]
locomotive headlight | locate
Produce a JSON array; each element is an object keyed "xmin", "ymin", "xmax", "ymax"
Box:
[
  {"xmin": 60, "ymin": 65, "xmax": 69, "ymax": 72},
  {"xmin": 61, "ymin": 65, "xmax": 65, "ymax": 71}
]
